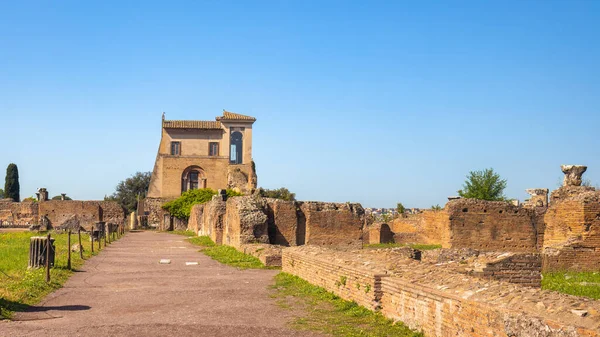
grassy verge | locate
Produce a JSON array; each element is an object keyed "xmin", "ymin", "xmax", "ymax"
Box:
[
  {"xmin": 163, "ymin": 230, "xmax": 197, "ymax": 237},
  {"xmin": 0, "ymin": 230, "xmax": 110, "ymax": 318},
  {"xmin": 183, "ymin": 235, "xmax": 267, "ymax": 269},
  {"xmin": 271, "ymin": 273, "xmax": 423, "ymax": 337},
  {"xmin": 364, "ymin": 243, "xmax": 441, "ymax": 250},
  {"xmin": 542, "ymin": 272, "xmax": 600, "ymax": 299}
]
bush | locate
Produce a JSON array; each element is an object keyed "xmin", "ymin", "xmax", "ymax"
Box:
[
  {"xmin": 458, "ymin": 168, "xmax": 507, "ymax": 201},
  {"xmin": 162, "ymin": 188, "xmax": 242, "ymax": 219},
  {"xmin": 51, "ymin": 195, "xmax": 72, "ymax": 200},
  {"xmin": 258, "ymin": 187, "xmax": 296, "ymax": 201}
]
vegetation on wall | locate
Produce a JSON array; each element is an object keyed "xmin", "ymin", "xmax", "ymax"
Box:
[
  {"xmin": 4, "ymin": 163, "xmax": 20, "ymax": 202},
  {"xmin": 105, "ymin": 171, "xmax": 151, "ymax": 213},
  {"xmin": 258, "ymin": 187, "xmax": 296, "ymax": 201},
  {"xmin": 161, "ymin": 188, "xmax": 242, "ymax": 219},
  {"xmin": 458, "ymin": 168, "xmax": 507, "ymax": 201},
  {"xmin": 396, "ymin": 202, "xmax": 405, "ymax": 214},
  {"xmin": 431, "ymin": 204, "xmax": 443, "ymax": 211}
]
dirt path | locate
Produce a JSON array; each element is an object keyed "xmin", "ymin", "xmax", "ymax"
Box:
[{"xmin": 0, "ymin": 231, "xmax": 320, "ymax": 337}]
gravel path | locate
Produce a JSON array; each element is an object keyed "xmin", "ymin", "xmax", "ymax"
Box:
[{"xmin": 1, "ymin": 231, "xmax": 320, "ymax": 337}]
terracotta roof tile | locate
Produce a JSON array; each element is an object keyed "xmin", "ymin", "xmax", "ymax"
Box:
[
  {"xmin": 162, "ymin": 120, "xmax": 222, "ymax": 129},
  {"xmin": 217, "ymin": 110, "xmax": 256, "ymax": 121}
]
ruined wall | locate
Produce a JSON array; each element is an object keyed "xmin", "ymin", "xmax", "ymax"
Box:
[
  {"xmin": 543, "ymin": 187, "xmax": 600, "ymax": 272},
  {"xmin": 299, "ymin": 202, "xmax": 364, "ymax": 248},
  {"xmin": 283, "ymin": 247, "xmax": 600, "ymax": 337},
  {"xmin": 477, "ymin": 254, "xmax": 542, "ymax": 287},
  {"xmin": 391, "ymin": 210, "xmax": 451, "ymax": 246},
  {"xmin": 264, "ymin": 198, "xmax": 298, "ymax": 246},
  {"xmin": 366, "ymin": 223, "xmax": 394, "ymax": 244},
  {"xmin": 188, "ymin": 198, "xmax": 227, "ymax": 244},
  {"xmin": 141, "ymin": 197, "xmax": 169, "ymax": 227},
  {"xmin": 38, "ymin": 201, "xmax": 101, "ymax": 230},
  {"xmin": 97, "ymin": 201, "xmax": 126, "ymax": 224},
  {"xmin": 223, "ymin": 196, "xmax": 269, "ymax": 247},
  {"xmin": 0, "ymin": 201, "xmax": 38, "ymax": 227},
  {"xmin": 446, "ymin": 199, "xmax": 540, "ymax": 252}
]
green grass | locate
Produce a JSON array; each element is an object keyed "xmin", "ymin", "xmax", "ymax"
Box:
[
  {"xmin": 542, "ymin": 272, "xmax": 600, "ymax": 299},
  {"xmin": 271, "ymin": 273, "xmax": 423, "ymax": 337},
  {"xmin": 364, "ymin": 243, "xmax": 442, "ymax": 250},
  {"xmin": 183, "ymin": 235, "xmax": 267, "ymax": 269},
  {"xmin": 0, "ymin": 230, "xmax": 115, "ymax": 319},
  {"xmin": 164, "ymin": 230, "xmax": 197, "ymax": 237}
]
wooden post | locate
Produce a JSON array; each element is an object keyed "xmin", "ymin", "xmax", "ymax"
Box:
[
  {"xmin": 45, "ymin": 233, "xmax": 51, "ymax": 282},
  {"xmin": 91, "ymin": 232, "xmax": 94, "ymax": 253},
  {"xmin": 104, "ymin": 224, "xmax": 107, "ymax": 246},
  {"xmin": 67, "ymin": 230, "xmax": 72, "ymax": 270},
  {"xmin": 78, "ymin": 228, "xmax": 83, "ymax": 259}
]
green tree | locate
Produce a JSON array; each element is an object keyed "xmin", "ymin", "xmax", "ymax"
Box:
[
  {"xmin": 4, "ymin": 163, "xmax": 20, "ymax": 202},
  {"xmin": 105, "ymin": 171, "xmax": 151, "ymax": 213},
  {"xmin": 458, "ymin": 168, "xmax": 507, "ymax": 201},
  {"xmin": 431, "ymin": 204, "xmax": 442, "ymax": 211},
  {"xmin": 396, "ymin": 202, "xmax": 405, "ymax": 214},
  {"xmin": 258, "ymin": 187, "xmax": 296, "ymax": 201},
  {"xmin": 0, "ymin": 188, "xmax": 4, "ymax": 198},
  {"xmin": 51, "ymin": 195, "xmax": 72, "ymax": 200}
]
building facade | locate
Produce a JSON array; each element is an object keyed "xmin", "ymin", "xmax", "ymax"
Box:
[{"xmin": 147, "ymin": 110, "xmax": 257, "ymax": 199}]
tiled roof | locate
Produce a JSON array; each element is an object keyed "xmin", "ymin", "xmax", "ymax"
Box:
[
  {"xmin": 217, "ymin": 110, "xmax": 256, "ymax": 121},
  {"xmin": 162, "ymin": 120, "xmax": 222, "ymax": 129}
]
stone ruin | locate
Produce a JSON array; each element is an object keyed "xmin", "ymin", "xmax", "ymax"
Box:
[{"xmin": 0, "ymin": 188, "xmax": 126, "ymax": 231}]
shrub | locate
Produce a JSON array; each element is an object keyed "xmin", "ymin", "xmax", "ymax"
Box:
[
  {"xmin": 258, "ymin": 187, "xmax": 296, "ymax": 201},
  {"xmin": 162, "ymin": 188, "xmax": 242, "ymax": 219},
  {"xmin": 458, "ymin": 168, "xmax": 507, "ymax": 201}
]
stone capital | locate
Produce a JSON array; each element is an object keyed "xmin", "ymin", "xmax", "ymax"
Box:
[{"xmin": 561, "ymin": 165, "xmax": 587, "ymax": 186}]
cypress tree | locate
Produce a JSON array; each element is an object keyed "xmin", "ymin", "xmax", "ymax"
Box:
[{"xmin": 5, "ymin": 163, "xmax": 20, "ymax": 202}]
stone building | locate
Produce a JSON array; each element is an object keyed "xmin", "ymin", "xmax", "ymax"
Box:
[{"xmin": 143, "ymin": 110, "xmax": 258, "ymax": 226}]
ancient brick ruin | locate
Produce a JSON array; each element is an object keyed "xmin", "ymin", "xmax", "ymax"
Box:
[
  {"xmin": 159, "ymin": 164, "xmax": 600, "ymax": 336},
  {"xmin": 0, "ymin": 188, "xmax": 125, "ymax": 230}
]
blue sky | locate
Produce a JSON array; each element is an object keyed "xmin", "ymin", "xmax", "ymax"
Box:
[{"xmin": 0, "ymin": 1, "xmax": 598, "ymax": 208}]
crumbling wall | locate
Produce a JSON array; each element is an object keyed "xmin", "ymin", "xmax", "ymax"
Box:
[
  {"xmin": 227, "ymin": 164, "xmax": 257, "ymax": 195},
  {"xmin": 543, "ymin": 187, "xmax": 600, "ymax": 272},
  {"xmin": 477, "ymin": 253, "xmax": 542, "ymax": 287},
  {"xmin": 39, "ymin": 201, "xmax": 101, "ymax": 230},
  {"xmin": 391, "ymin": 210, "xmax": 451, "ymax": 246},
  {"xmin": 140, "ymin": 197, "xmax": 169, "ymax": 228},
  {"xmin": 366, "ymin": 223, "xmax": 394, "ymax": 244},
  {"xmin": 299, "ymin": 202, "xmax": 364, "ymax": 248},
  {"xmin": 223, "ymin": 196, "xmax": 269, "ymax": 247},
  {"xmin": 283, "ymin": 247, "xmax": 600, "ymax": 337},
  {"xmin": 0, "ymin": 201, "xmax": 39, "ymax": 227},
  {"xmin": 446, "ymin": 199, "xmax": 540, "ymax": 252},
  {"xmin": 97, "ymin": 201, "xmax": 126, "ymax": 225},
  {"xmin": 264, "ymin": 198, "xmax": 298, "ymax": 246}
]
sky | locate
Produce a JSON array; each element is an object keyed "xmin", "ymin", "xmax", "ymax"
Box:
[{"xmin": 0, "ymin": 1, "xmax": 599, "ymax": 208}]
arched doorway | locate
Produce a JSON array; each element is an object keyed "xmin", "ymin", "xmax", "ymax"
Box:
[
  {"xmin": 230, "ymin": 131, "xmax": 243, "ymax": 164},
  {"xmin": 181, "ymin": 166, "xmax": 206, "ymax": 194}
]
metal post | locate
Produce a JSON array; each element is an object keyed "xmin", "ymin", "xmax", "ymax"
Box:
[
  {"xmin": 67, "ymin": 230, "xmax": 72, "ymax": 270},
  {"xmin": 45, "ymin": 233, "xmax": 51, "ymax": 282}
]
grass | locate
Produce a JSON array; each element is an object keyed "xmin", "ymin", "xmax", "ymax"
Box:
[
  {"xmin": 164, "ymin": 230, "xmax": 197, "ymax": 237},
  {"xmin": 364, "ymin": 243, "xmax": 442, "ymax": 250},
  {"xmin": 0, "ymin": 230, "xmax": 117, "ymax": 319},
  {"xmin": 271, "ymin": 273, "xmax": 423, "ymax": 337},
  {"xmin": 542, "ymin": 272, "xmax": 600, "ymax": 299},
  {"xmin": 182, "ymin": 235, "xmax": 268, "ymax": 269}
]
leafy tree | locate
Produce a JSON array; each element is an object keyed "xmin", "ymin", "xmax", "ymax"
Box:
[
  {"xmin": 23, "ymin": 196, "xmax": 37, "ymax": 202},
  {"xmin": 258, "ymin": 187, "xmax": 296, "ymax": 201},
  {"xmin": 0, "ymin": 188, "xmax": 4, "ymax": 198},
  {"xmin": 458, "ymin": 168, "xmax": 507, "ymax": 201},
  {"xmin": 162, "ymin": 188, "xmax": 242, "ymax": 219},
  {"xmin": 52, "ymin": 195, "xmax": 72, "ymax": 200},
  {"xmin": 396, "ymin": 202, "xmax": 405, "ymax": 214},
  {"xmin": 4, "ymin": 163, "xmax": 20, "ymax": 202},
  {"xmin": 105, "ymin": 171, "xmax": 151, "ymax": 213}
]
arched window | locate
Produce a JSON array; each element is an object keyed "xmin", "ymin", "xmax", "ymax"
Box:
[
  {"xmin": 230, "ymin": 131, "xmax": 243, "ymax": 164},
  {"xmin": 181, "ymin": 166, "xmax": 206, "ymax": 194}
]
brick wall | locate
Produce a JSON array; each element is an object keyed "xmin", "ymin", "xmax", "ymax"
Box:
[
  {"xmin": 282, "ymin": 248, "xmax": 386, "ymax": 310},
  {"xmin": 299, "ymin": 202, "xmax": 364, "ymax": 248},
  {"xmin": 446, "ymin": 199, "xmax": 540, "ymax": 252},
  {"xmin": 478, "ymin": 254, "xmax": 542, "ymax": 287},
  {"xmin": 39, "ymin": 200, "xmax": 101, "ymax": 230},
  {"xmin": 391, "ymin": 210, "xmax": 451, "ymax": 246},
  {"xmin": 282, "ymin": 247, "xmax": 600, "ymax": 337},
  {"xmin": 265, "ymin": 199, "xmax": 298, "ymax": 246},
  {"xmin": 543, "ymin": 189, "xmax": 600, "ymax": 272},
  {"xmin": 97, "ymin": 201, "xmax": 126, "ymax": 224},
  {"xmin": 0, "ymin": 201, "xmax": 38, "ymax": 227}
]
